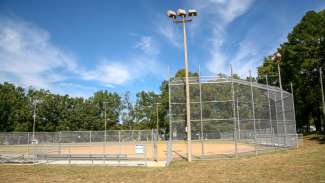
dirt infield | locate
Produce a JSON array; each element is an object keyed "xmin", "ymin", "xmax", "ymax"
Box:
[
  {"xmin": 0, "ymin": 141, "xmax": 256, "ymax": 161},
  {"xmin": 58, "ymin": 141, "xmax": 255, "ymax": 160}
]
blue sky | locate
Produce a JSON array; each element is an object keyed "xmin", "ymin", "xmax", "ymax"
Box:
[{"xmin": 0, "ymin": 0, "xmax": 324, "ymax": 99}]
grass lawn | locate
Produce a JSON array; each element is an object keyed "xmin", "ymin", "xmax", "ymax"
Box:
[{"xmin": 0, "ymin": 134, "xmax": 324, "ymax": 183}]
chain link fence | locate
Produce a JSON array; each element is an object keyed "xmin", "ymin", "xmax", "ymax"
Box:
[
  {"xmin": 168, "ymin": 75, "xmax": 298, "ymax": 160},
  {"xmin": 0, "ymin": 130, "xmax": 161, "ymax": 166}
]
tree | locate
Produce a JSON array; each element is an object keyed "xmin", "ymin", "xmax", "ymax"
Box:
[{"xmin": 257, "ymin": 10, "xmax": 325, "ymax": 132}]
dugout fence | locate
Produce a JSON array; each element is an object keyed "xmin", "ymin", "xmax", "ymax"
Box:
[{"xmin": 0, "ymin": 130, "xmax": 162, "ymax": 166}]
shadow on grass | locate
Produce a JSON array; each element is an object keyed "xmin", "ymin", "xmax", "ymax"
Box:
[
  {"xmin": 173, "ymin": 151, "xmax": 188, "ymax": 160},
  {"xmin": 306, "ymin": 134, "xmax": 325, "ymax": 144}
]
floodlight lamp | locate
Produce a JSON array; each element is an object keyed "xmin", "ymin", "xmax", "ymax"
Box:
[
  {"xmin": 167, "ymin": 10, "xmax": 177, "ymax": 19},
  {"xmin": 188, "ymin": 9, "xmax": 198, "ymax": 16},
  {"xmin": 275, "ymin": 52, "xmax": 282, "ymax": 58},
  {"xmin": 177, "ymin": 9, "xmax": 187, "ymax": 17},
  {"xmin": 271, "ymin": 52, "xmax": 282, "ymax": 62}
]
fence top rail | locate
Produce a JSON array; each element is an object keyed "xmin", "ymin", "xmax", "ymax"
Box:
[
  {"xmin": 0, "ymin": 129, "xmax": 156, "ymax": 135},
  {"xmin": 169, "ymin": 76, "xmax": 292, "ymax": 95}
]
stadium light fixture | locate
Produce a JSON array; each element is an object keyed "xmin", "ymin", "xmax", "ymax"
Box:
[{"xmin": 166, "ymin": 8, "xmax": 198, "ymax": 162}]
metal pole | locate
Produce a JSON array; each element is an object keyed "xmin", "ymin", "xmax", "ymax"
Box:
[
  {"xmin": 118, "ymin": 130, "xmax": 121, "ymax": 159},
  {"xmin": 59, "ymin": 131, "xmax": 62, "ymax": 155},
  {"xmin": 27, "ymin": 132, "xmax": 30, "ymax": 155},
  {"xmin": 104, "ymin": 102, "xmax": 107, "ymax": 155},
  {"xmin": 290, "ymin": 82, "xmax": 297, "ymax": 129},
  {"xmin": 90, "ymin": 131, "xmax": 92, "ymax": 144},
  {"xmin": 198, "ymin": 64, "xmax": 204, "ymax": 156},
  {"xmin": 249, "ymin": 70, "xmax": 257, "ymax": 155},
  {"xmin": 182, "ymin": 15, "xmax": 192, "ymax": 162},
  {"xmin": 168, "ymin": 67, "xmax": 174, "ymax": 163},
  {"xmin": 278, "ymin": 63, "xmax": 287, "ymax": 146},
  {"xmin": 32, "ymin": 102, "xmax": 36, "ymax": 141},
  {"xmin": 168, "ymin": 67, "xmax": 172, "ymax": 142},
  {"xmin": 156, "ymin": 103, "xmax": 160, "ymax": 140},
  {"xmin": 266, "ymin": 75, "xmax": 274, "ymax": 146},
  {"xmin": 320, "ymin": 67, "xmax": 325, "ymax": 131},
  {"xmin": 236, "ymin": 96, "xmax": 241, "ymax": 140},
  {"xmin": 231, "ymin": 66, "xmax": 238, "ymax": 158},
  {"xmin": 274, "ymin": 95, "xmax": 279, "ymax": 148},
  {"xmin": 290, "ymin": 82, "xmax": 298, "ymax": 147}
]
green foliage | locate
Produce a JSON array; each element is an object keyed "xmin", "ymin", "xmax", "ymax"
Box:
[
  {"xmin": 0, "ymin": 83, "xmax": 123, "ymax": 132},
  {"xmin": 257, "ymin": 10, "xmax": 325, "ymax": 132}
]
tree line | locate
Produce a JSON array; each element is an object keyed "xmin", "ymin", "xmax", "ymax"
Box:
[
  {"xmin": 1, "ymin": 9, "xmax": 325, "ymax": 134},
  {"xmin": 257, "ymin": 10, "xmax": 325, "ymax": 132}
]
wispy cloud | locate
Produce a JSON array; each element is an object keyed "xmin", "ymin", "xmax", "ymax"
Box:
[
  {"xmin": 188, "ymin": 0, "xmax": 255, "ymax": 75},
  {"xmin": 0, "ymin": 17, "xmax": 78, "ymax": 89},
  {"xmin": 135, "ymin": 36, "xmax": 159, "ymax": 55},
  {"xmin": 81, "ymin": 62, "xmax": 131, "ymax": 87},
  {"xmin": 155, "ymin": 15, "xmax": 182, "ymax": 48},
  {"xmin": 0, "ymin": 17, "xmax": 164, "ymax": 96}
]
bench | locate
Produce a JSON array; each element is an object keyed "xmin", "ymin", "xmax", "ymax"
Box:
[{"xmin": 37, "ymin": 154, "xmax": 128, "ymax": 160}]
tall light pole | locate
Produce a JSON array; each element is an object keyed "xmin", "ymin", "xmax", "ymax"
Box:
[
  {"xmin": 271, "ymin": 52, "xmax": 287, "ymax": 146},
  {"xmin": 167, "ymin": 9, "xmax": 197, "ymax": 162},
  {"xmin": 320, "ymin": 67, "xmax": 325, "ymax": 131}
]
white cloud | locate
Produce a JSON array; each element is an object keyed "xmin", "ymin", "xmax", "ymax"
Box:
[
  {"xmin": 0, "ymin": 17, "xmax": 164, "ymax": 97},
  {"xmin": 216, "ymin": 0, "xmax": 254, "ymax": 23},
  {"xmin": 155, "ymin": 16, "xmax": 181, "ymax": 48},
  {"xmin": 229, "ymin": 22, "xmax": 286, "ymax": 77},
  {"xmin": 80, "ymin": 56, "xmax": 163, "ymax": 87},
  {"xmin": 188, "ymin": 0, "xmax": 255, "ymax": 75},
  {"xmin": 0, "ymin": 17, "xmax": 78, "ymax": 89},
  {"xmin": 135, "ymin": 36, "xmax": 159, "ymax": 55},
  {"xmin": 81, "ymin": 62, "xmax": 130, "ymax": 86}
]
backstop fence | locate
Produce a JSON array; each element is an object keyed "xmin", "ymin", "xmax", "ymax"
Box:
[
  {"xmin": 0, "ymin": 130, "xmax": 160, "ymax": 166},
  {"xmin": 168, "ymin": 74, "xmax": 299, "ymax": 161}
]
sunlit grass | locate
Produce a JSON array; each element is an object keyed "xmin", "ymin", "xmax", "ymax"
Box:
[{"xmin": 0, "ymin": 134, "xmax": 324, "ymax": 183}]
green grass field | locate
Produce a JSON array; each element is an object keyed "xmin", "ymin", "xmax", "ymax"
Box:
[{"xmin": 0, "ymin": 134, "xmax": 324, "ymax": 183}]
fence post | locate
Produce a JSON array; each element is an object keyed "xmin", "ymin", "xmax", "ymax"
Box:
[
  {"xmin": 68, "ymin": 144, "xmax": 71, "ymax": 165},
  {"xmin": 198, "ymin": 65, "xmax": 205, "ymax": 156},
  {"xmin": 118, "ymin": 131, "xmax": 121, "ymax": 166},
  {"xmin": 27, "ymin": 132, "xmax": 30, "ymax": 156},
  {"xmin": 32, "ymin": 132, "xmax": 35, "ymax": 165},
  {"xmin": 290, "ymin": 82, "xmax": 298, "ymax": 147},
  {"xmin": 274, "ymin": 95, "xmax": 279, "ymax": 149},
  {"xmin": 249, "ymin": 70, "xmax": 258, "ymax": 155},
  {"xmin": 266, "ymin": 75, "xmax": 275, "ymax": 148},
  {"xmin": 278, "ymin": 63, "xmax": 288, "ymax": 146},
  {"xmin": 89, "ymin": 131, "xmax": 92, "ymax": 144},
  {"xmin": 320, "ymin": 67, "xmax": 325, "ymax": 132},
  {"xmin": 236, "ymin": 96, "xmax": 241, "ymax": 140},
  {"xmin": 168, "ymin": 69, "xmax": 173, "ymax": 163},
  {"xmin": 230, "ymin": 66, "xmax": 238, "ymax": 158},
  {"xmin": 144, "ymin": 141, "xmax": 148, "ymax": 166}
]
